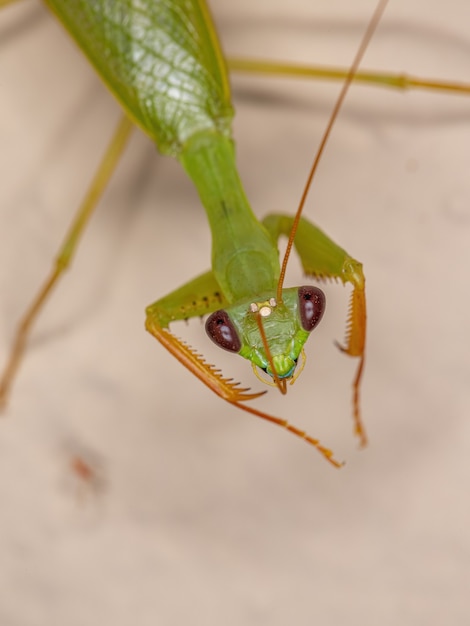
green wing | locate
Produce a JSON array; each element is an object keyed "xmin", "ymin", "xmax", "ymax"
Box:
[{"xmin": 45, "ymin": 0, "xmax": 233, "ymax": 155}]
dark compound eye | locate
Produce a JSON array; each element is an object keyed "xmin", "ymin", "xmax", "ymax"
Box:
[
  {"xmin": 205, "ymin": 310, "xmax": 241, "ymax": 353},
  {"xmin": 298, "ymin": 286, "xmax": 325, "ymax": 332}
]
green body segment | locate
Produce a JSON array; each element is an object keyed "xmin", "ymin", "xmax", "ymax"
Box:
[
  {"xmin": 45, "ymin": 0, "xmax": 233, "ymax": 156},
  {"xmin": 46, "ymin": 0, "xmax": 280, "ymax": 305},
  {"xmin": 180, "ymin": 132, "xmax": 279, "ymax": 303}
]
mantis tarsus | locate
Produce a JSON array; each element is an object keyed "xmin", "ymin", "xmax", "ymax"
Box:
[{"xmin": 0, "ymin": 1, "xmax": 470, "ymax": 464}]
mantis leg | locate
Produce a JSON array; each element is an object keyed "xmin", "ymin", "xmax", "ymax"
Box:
[
  {"xmin": 0, "ymin": 0, "xmax": 23, "ymax": 8},
  {"xmin": 145, "ymin": 274, "xmax": 343, "ymax": 467},
  {"xmin": 228, "ymin": 58, "xmax": 470, "ymax": 96},
  {"xmin": 145, "ymin": 271, "xmax": 265, "ymax": 403},
  {"xmin": 263, "ymin": 213, "xmax": 367, "ymax": 446},
  {"xmin": 0, "ymin": 115, "xmax": 133, "ymax": 407}
]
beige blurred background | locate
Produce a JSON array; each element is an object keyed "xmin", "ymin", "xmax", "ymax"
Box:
[{"xmin": 0, "ymin": 1, "xmax": 469, "ymax": 624}]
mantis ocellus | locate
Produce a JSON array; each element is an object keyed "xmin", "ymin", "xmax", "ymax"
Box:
[{"xmin": 0, "ymin": 0, "xmax": 469, "ymax": 465}]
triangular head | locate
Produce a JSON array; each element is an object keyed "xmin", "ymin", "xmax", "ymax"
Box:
[{"xmin": 206, "ymin": 286, "xmax": 325, "ymax": 386}]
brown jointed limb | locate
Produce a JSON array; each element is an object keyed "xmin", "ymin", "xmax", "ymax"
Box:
[
  {"xmin": 145, "ymin": 315, "xmax": 342, "ymax": 467},
  {"xmin": 232, "ymin": 401, "xmax": 343, "ymax": 468},
  {"xmin": 0, "ymin": 268, "xmax": 58, "ymax": 408},
  {"xmin": 145, "ymin": 317, "xmax": 265, "ymax": 403},
  {"xmin": 228, "ymin": 59, "xmax": 470, "ymax": 96},
  {"xmin": 0, "ymin": 115, "xmax": 133, "ymax": 408},
  {"xmin": 334, "ymin": 262, "xmax": 367, "ymax": 447},
  {"xmin": 336, "ymin": 264, "xmax": 366, "ymax": 358},
  {"xmin": 352, "ymin": 355, "xmax": 366, "ymax": 446}
]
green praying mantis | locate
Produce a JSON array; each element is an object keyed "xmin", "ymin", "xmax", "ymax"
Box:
[{"xmin": 0, "ymin": 0, "xmax": 469, "ymax": 466}]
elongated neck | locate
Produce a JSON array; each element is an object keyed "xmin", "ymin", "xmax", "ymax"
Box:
[{"xmin": 180, "ymin": 132, "xmax": 279, "ymax": 303}]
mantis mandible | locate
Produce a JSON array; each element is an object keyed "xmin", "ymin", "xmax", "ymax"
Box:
[{"xmin": 0, "ymin": 1, "xmax": 468, "ymax": 465}]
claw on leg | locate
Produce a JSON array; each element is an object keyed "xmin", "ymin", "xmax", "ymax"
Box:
[{"xmin": 336, "ymin": 261, "xmax": 367, "ymax": 447}]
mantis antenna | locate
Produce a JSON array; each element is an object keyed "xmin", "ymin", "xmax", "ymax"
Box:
[{"xmin": 277, "ymin": 0, "xmax": 389, "ymax": 301}]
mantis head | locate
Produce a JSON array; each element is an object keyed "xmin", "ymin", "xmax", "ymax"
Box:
[{"xmin": 205, "ymin": 286, "xmax": 325, "ymax": 393}]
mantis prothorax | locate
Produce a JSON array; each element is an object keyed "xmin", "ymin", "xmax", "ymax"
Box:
[{"xmin": 1, "ymin": 1, "xmax": 468, "ymax": 465}]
